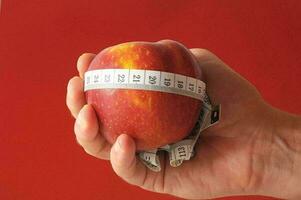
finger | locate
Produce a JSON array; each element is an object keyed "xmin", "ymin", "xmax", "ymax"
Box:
[
  {"xmin": 66, "ymin": 76, "xmax": 86, "ymax": 118},
  {"xmin": 77, "ymin": 53, "xmax": 96, "ymax": 78},
  {"xmin": 74, "ymin": 104, "xmax": 111, "ymax": 160},
  {"xmin": 110, "ymin": 134, "xmax": 149, "ymax": 186}
]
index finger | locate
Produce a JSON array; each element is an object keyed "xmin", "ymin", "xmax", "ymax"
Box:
[{"xmin": 77, "ymin": 53, "xmax": 96, "ymax": 78}]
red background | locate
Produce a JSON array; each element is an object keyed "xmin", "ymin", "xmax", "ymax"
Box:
[{"xmin": 0, "ymin": 1, "xmax": 300, "ymax": 200}]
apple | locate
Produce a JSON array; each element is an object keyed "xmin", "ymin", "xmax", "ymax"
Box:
[{"xmin": 85, "ymin": 40, "xmax": 203, "ymax": 150}]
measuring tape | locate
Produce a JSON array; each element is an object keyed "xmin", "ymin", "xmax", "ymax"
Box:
[{"xmin": 84, "ymin": 69, "xmax": 206, "ymax": 101}]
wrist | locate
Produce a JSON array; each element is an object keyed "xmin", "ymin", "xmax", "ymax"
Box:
[{"xmin": 254, "ymin": 106, "xmax": 301, "ymax": 199}]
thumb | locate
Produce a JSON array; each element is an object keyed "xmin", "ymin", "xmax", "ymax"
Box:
[
  {"xmin": 190, "ymin": 48, "xmax": 253, "ymax": 104},
  {"xmin": 110, "ymin": 134, "xmax": 148, "ymax": 186},
  {"xmin": 190, "ymin": 48, "xmax": 236, "ymax": 83}
]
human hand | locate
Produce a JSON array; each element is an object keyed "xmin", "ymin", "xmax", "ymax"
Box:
[{"xmin": 66, "ymin": 50, "xmax": 301, "ymax": 199}]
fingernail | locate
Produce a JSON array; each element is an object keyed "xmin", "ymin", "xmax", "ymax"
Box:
[{"xmin": 115, "ymin": 135, "xmax": 125, "ymax": 152}]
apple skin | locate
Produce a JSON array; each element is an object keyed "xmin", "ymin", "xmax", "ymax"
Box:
[{"xmin": 86, "ymin": 40, "xmax": 203, "ymax": 150}]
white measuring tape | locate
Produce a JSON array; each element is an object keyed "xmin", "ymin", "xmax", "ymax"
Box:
[{"xmin": 84, "ymin": 69, "xmax": 206, "ymax": 101}]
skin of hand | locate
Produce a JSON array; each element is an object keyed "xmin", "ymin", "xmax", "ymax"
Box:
[{"xmin": 66, "ymin": 49, "xmax": 301, "ymax": 199}]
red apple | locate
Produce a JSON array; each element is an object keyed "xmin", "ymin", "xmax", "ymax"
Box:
[{"xmin": 85, "ymin": 40, "xmax": 203, "ymax": 150}]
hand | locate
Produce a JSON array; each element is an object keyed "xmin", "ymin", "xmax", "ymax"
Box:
[{"xmin": 66, "ymin": 50, "xmax": 301, "ymax": 199}]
